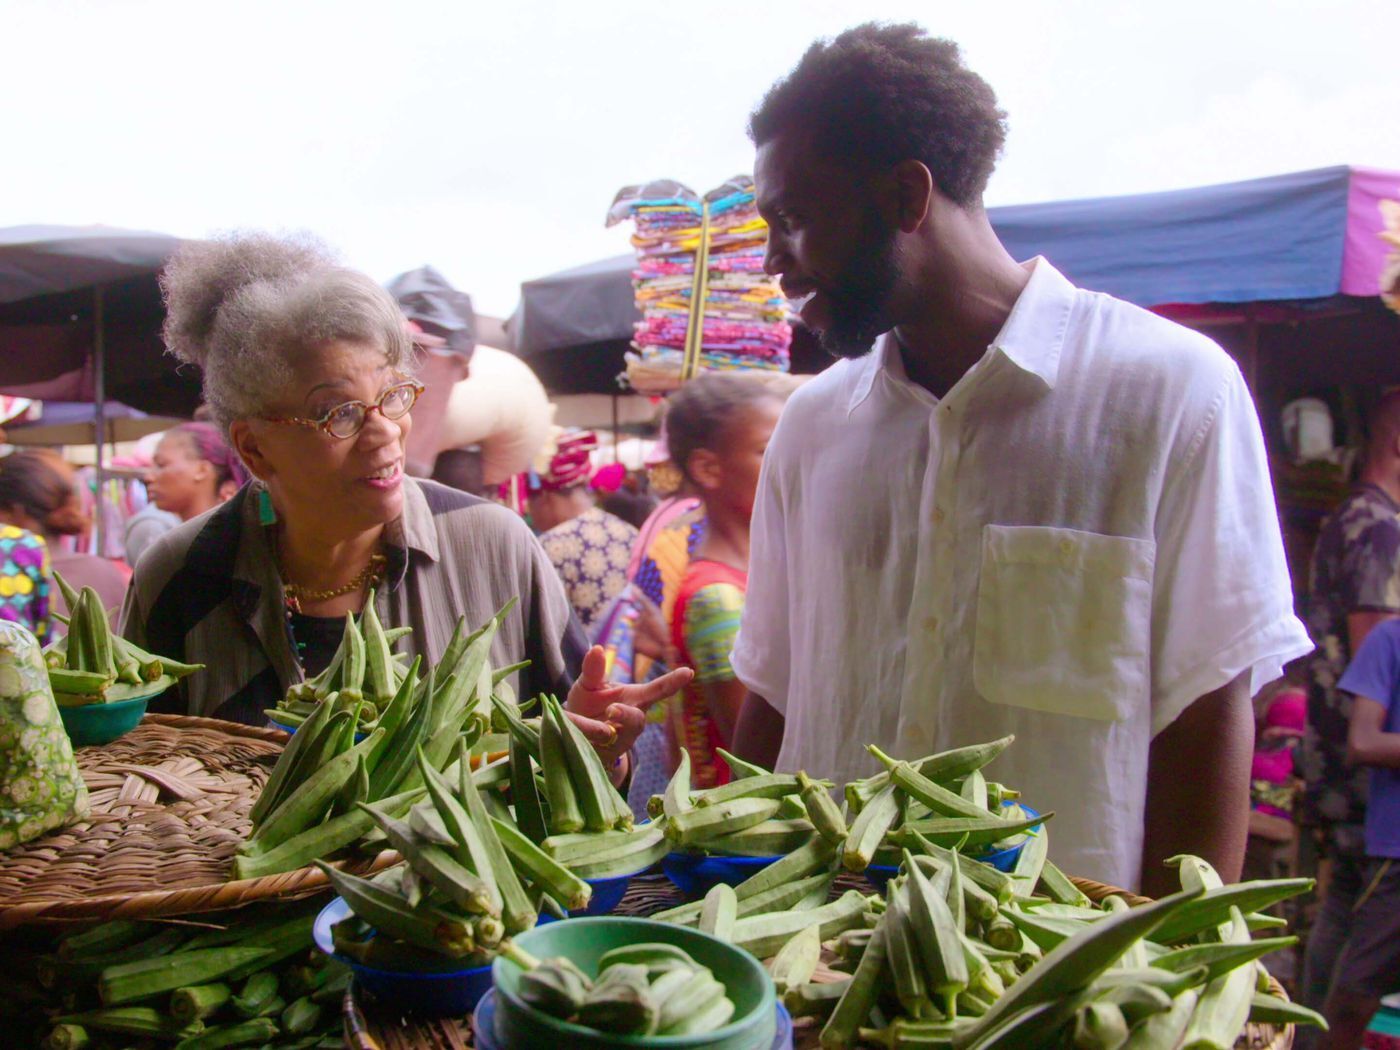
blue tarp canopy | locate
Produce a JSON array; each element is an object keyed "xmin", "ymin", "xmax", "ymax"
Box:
[
  {"xmin": 992, "ymin": 166, "xmax": 1355, "ymax": 307},
  {"xmin": 510, "ymin": 165, "xmax": 1394, "ymax": 357}
]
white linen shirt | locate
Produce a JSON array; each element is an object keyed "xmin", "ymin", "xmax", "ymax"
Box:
[{"xmin": 730, "ymin": 258, "xmax": 1312, "ymax": 891}]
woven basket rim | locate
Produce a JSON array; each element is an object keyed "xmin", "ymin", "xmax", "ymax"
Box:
[
  {"xmin": 0, "ymin": 713, "xmax": 398, "ymax": 928},
  {"xmin": 1071, "ymin": 875, "xmax": 1292, "ymax": 1050}
]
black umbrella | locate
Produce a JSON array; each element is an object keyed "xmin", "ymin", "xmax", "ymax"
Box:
[{"xmin": 0, "ymin": 225, "xmax": 191, "ymax": 549}]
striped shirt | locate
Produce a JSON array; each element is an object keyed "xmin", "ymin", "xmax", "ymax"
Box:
[{"xmin": 121, "ymin": 478, "xmax": 587, "ymax": 724}]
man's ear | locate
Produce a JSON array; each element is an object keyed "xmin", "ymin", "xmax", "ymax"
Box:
[
  {"xmin": 890, "ymin": 159, "xmax": 935, "ymax": 234},
  {"xmin": 229, "ymin": 421, "xmax": 272, "ymax": 483},
  {"xmin": 687, "ymin": 448, "xmax": 722, "ymax": 493}
]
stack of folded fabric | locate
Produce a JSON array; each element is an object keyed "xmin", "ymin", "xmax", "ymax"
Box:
[{"xmin": 607, "ymin": 176, "xmax": 792, "ymax": 393}]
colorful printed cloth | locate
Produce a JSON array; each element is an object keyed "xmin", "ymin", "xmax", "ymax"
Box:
[
  {"xmin": 1301, "ymin": 483, "xmax": 1400, "ymax": 855},
  {"xmin": 539, "ymin": 507, "xmax": 638, "ymax": 634},
  {"xmin": 595, "ymin": 500, "xmax": 708, "ymax": 804},
  {"xmin": 629, "ymin": 498, "xmax": 705, "ymax": 689},
  {"xmin": 1252, "ymin": 688, "xmax": 1305, "ymax": 818},
  {"xmin": 671, "ymin": 559, "xmax": 747, "ymax": 789},
  {"xmin": 606, "ymin": 177, "xmax": 792, "ymax": 393},
  {"xmin": 0, "ymin": 525, "xmax": 50, "ymax": 642},
  {"xmin": 0, "ymin": 619, "xmax": 88, "ymax": 851}
]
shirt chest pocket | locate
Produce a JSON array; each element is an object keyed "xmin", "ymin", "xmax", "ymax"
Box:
[{"xmin": 973, "ymin": 525, "xmax": 1155, "ymax": 722}]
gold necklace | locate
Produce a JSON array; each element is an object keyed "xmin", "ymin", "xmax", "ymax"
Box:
[{"xmin": 277, "ymin": 547, "xmax": 387, "ymax": 615}]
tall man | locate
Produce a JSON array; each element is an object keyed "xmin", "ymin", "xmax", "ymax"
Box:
[
  {"xmin": 1297, "ymin": 391, "xmax": 1400, "ymax": 1041},
  {"xmin": 729, "ymin": 24, "xmax": 1312, "ymax": 896}
]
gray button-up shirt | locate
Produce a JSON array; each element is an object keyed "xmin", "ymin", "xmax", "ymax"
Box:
[{"xmin": 121, "ymin": 477, "xmax": 586, "ymax": 723}]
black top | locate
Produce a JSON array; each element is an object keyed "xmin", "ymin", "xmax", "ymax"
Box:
[{"xmin": 288, "ymin": 611, "xmax": 347, "ymax": 679}]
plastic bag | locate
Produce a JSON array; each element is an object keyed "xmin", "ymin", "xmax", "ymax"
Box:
[{"xmin": 0, "ymin": 620, "xmax": 89, "ymax": 850}]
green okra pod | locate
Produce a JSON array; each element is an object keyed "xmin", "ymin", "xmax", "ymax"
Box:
[
  {"xmin": 799, "ymin": 770, "xmax": 849, "ymax": 846},
  {"xmin": 820, "ymin": 921, "xmax": 889, "ymax": 1049},
  {"xmin": 700, "ymin": 883, "xmax": 739, "ymax": 939}
]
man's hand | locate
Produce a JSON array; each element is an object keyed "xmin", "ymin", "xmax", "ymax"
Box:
[
  {"xmin": 566, "ymin": 645, "xmax": 692, "ymax": 780},
  {"xmin": 1141, "ymin": 670, "xmax": 1253, "ymax": 899}
]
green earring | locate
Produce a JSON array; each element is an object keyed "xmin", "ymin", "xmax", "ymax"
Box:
[{"xmin": 257, "ymin": 488, "xmax": 277, "ymax": 526}]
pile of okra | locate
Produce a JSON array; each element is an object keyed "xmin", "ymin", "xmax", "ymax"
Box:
[{"xmin": 9, "ymin": 899, "xmax": 343, "ymax": 1050}]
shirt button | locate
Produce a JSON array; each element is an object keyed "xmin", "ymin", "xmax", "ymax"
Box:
[
  {"xmin": 1059, "ymin": 539, "xmax": 1074, "ymax": 556},
  {"xmin": 931, "ymin": 507, "xmax": 946, "ymax": 525},
  {"xmin": 923, "ymin": 616, "xmax": 939, "ymax": 634}
]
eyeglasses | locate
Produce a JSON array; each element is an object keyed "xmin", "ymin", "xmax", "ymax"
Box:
[{"xmin": 264, "ymin": 379, "xmax": 425, "ymax": 440}]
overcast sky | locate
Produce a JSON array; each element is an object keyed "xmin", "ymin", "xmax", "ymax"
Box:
[{"xmin": 3, "ymin": 0, "xmax": 1398, "ymax": 320}]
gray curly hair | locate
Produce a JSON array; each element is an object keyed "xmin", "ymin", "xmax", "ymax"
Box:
[{"xmin": 161, "ymin": 232, "xmax": 414, "ymax": 433}]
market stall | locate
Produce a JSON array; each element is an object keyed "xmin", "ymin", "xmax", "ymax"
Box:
[
  {"xmin": 1, "ymin": 590, "xmax": 1317, "ymax": 1048},
  {"xmin": 0, "ymin": 225, "xmax": 199, "ymax": 419},
  {"xmin": 3, "ymin": 174, "xmax": 1387, "ymax": 1047},
  {"xmin": 0, "ymin": 226, "xmax": 202, "ymax": 554}
]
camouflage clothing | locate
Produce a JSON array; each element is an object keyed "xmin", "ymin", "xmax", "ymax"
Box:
[{"xmin": 1301, "ymin": 483, "xmax": 1400, "ymax": 855}]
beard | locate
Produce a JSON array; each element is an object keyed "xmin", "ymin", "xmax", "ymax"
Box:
[{"xmin": 815, "ymin": 208, "xmax": 902, "ymax": 360}]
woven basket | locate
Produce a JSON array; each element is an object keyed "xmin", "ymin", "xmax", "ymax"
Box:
[
  {"xmin": 0, "ymin": 713, "xmax": 395, "ymax": 929},
  {"xmin": 346, "ymin": 873, "xmax": 1293, "ymax": 1049},
  {"xmin": 1072, "ymin": 876, "xmax": 1292, "ymax": 1050}
]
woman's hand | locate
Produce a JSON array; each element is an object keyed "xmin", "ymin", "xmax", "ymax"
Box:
[{"xmin": 566, "ymin": 645, "xmax": 692, "ymax": 781}]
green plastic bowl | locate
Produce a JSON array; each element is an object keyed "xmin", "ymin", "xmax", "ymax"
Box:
[
  {"xmin": 492, "ymin": 917, "xmax": 776, "ymax": 1050},
  {"xmin": 58, "ymin": 694, "xmax": 149, "ymax": 746}
]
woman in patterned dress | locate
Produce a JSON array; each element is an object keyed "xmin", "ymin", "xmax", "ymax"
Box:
[
  {"xmin": 0, "ymin": 454, "xmax": 57, "ymax": 641},
  {"xmin": 531, "ymin": 431, "xmax": 639, "ymax": 635}
]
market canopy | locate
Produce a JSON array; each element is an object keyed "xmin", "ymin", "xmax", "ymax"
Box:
[
  {"xmin": 2, "ymin": 401, "xmax": 180, "ymax": 447},
  {"xmin": 992, "ymin": 165, "xmax": 1395, "ymax": 308},
  {"xmin": 509, "ymin": 165, "xmax": 1400, "ymax": 360},
  {"xmin": 0, "ymin": 225, "xmax": 199, "ymax": 417},
  {"xmin": 509, "ymin": 253, "xmax": 637, "ymax": 358},
  {"xmin": 0, "ymin": 225, "xmax": 180, "ymax": 304}
]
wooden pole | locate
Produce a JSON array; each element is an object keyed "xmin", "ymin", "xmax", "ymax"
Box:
[
  {"xmin": 612, "ymin": 394, "xmax": 620, "ymax": 462},
  {"xmin": 93, "ymin": 285, "xmax": 106, "ymax": 556}
]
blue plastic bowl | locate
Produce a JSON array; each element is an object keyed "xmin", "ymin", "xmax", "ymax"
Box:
[
  {"xmin": 313, "ymin": 896, "xmax": 492, "ymax": 1017},
  {"xmin": 474, "ymin": 988, "xmax": 795, "ymax": 1050},
  {"xmin": 577, "ymin": 871, "xmax": 635, "ymax": 916},
  {"xmin": 268, "ymin": 715, "xmax": 368, "ymax": 743},
  {"xmin": 533, "ymin": 872, "xmax": 633, "ymax": 924},
  {"xmin": 663, "ymin": 852, "xmax": 778, "ymax": 897},
  {"xmin": 866, "ymin": 802, "xmax": 1043, "ymax": 892}
]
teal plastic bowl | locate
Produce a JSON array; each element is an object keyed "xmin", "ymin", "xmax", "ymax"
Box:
[
  {"xmin": 492, "ymin": 917, "xmax": 776, "ymax": 1050},
  {"xmin": 59, "ymin": 695, "xmax": 149, "ymax": 746}
]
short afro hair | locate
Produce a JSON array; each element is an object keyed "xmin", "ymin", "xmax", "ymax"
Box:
[{"xmin": 749, "ymin": 23, "xmax": 1007, "ymax": 207}]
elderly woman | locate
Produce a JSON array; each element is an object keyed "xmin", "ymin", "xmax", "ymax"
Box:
[{"xmin": 122, "ymin": 233, "xmax": 686, "ymax": 780}]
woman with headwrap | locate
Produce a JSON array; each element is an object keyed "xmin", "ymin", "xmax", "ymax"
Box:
[
  {"xmin": 530, "ymin": 430, "xmax": 639, "ymax": 634},
  {"xmin": 146, "ymin": 421, "xmax": 249, "ymax": 523}
]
